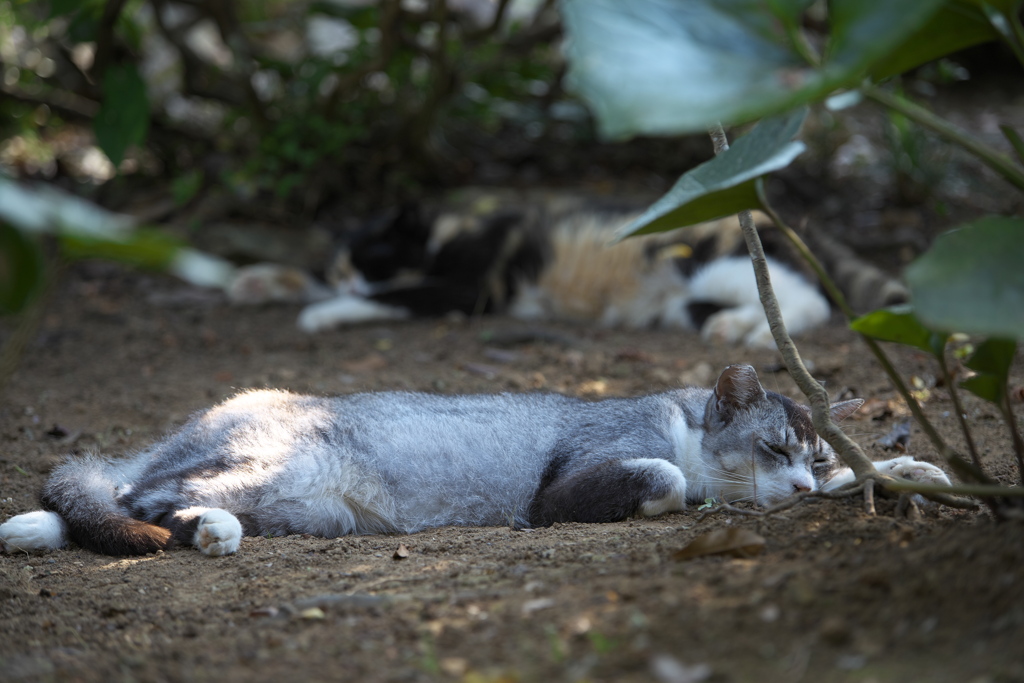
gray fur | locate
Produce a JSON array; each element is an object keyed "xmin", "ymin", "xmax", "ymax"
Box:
[{"xmin": 2, "ymin": 365, "xmax": 887, "ymax": 556}]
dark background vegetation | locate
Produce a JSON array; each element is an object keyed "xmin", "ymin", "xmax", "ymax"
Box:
[{"xmin": 1, "ymin": 0, "xmax": 1017, "ymax": 255}]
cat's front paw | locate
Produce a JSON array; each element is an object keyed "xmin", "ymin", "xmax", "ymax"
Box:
[
  {"xmin": 742, "ymin": 323, "xmax": 777, "ymax": 349},
  {"xmin": 194, "ymin": 509, "xmax": 242, "ymax": 556},
  {"xmin": 0, "ymin": 511, "xmax": 68, "ymax": 553},
  {"xmin": 701, "ymin": 308, "xmax": 762, "ymax": 345},
  {"xmin": 876, "ymin": 455, "xmax": 952, "ymax": 487}
]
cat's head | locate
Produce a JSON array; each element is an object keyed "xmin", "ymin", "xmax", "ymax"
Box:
[{"xmin": 701, "ymin": 364, "xmax": 862, "ymax": 506}]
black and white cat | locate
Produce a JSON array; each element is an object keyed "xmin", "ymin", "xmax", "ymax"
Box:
[{"xmin": 0, "ymin": 365, "xmax": 948, "ymax": 557}]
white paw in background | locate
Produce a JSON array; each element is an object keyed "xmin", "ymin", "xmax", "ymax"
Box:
[
  {"xmin": 883, "ymin": 456, "xmax": 952, "ymax": 487},
  {"xmin": 742, "ymin": 322, "xmax": 777, "ymax": 349},
  {"xmin": 701, "ymin": 307, "xmax": 763, "ymax": 345},
  {"xmin": 195, "ymin": 509, "xmax": 242, "ymax": 556},
  {"xmin": 297, "ymin": 296, "xmax": 408, "ymax": 333},
  {"xmin": 0, "ymin": 511, "xmax": 68, "ymax": 553}
]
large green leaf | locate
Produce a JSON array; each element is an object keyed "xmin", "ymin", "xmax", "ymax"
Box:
[
  {"xmin": 561, "ymin": 0, "xmax": 947, "ymax": 138},
  {"xmin": 615, "ymin": 109, "xmax": 807, "ymax": 239},
  {"xmin": 905, "ymin": 217, "xmax": 1024, "ymax": 338},
  {"xmin": 868, "ymin": 1, "xmax": 999, "ymax": 79},
  {"xmin": 960, "ymin": 338, "xmax": 1017, "ymax": 404},
  {"xmin": 94, "ymin": 63, "xmax": 150, "ymax": 167},
  {"xmin": 849, "ymin": 304, "xmax": 946, "ymax": 356}
]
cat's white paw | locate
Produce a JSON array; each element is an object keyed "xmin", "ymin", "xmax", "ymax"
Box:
[
  {"xmin": 702, "ymin": 308, "xmax": 762, "ymax": 345},
  {"xmin": 0, "ymin": 511, "xmax": 68, "ymax": 553},
  {"xmin": 879, "ymin": 456, "xmax": 952, "ymax": 486},
  {"xmin": 194, "ymin": 509, "xmax": 242, "ymax": 556},
  {"xmin": 626, "ymin": 459, "xmax": 688, "ymax": 516},
  {"xmin": 742, "ymin": 323, "xmax": 777, "ymax": 349},
  {"xmin": 297, "ymin": 296, "xmax": 408, "ymax": 333}
]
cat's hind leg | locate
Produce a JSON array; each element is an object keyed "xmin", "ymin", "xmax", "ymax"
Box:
[
  {"xmin": 0, "ymin": 511, "xmax": 69, "ymax": 553},
  {"xmin": 529, "ymin": 458, "xmax": 687, "ymax": 526},
  {"xmin": 164, "ymin": 507, "xmax": 243, "ymax": 556}
]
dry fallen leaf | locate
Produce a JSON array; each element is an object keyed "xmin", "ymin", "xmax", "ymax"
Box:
[
  {"xmin": 853, "ymin": 396, "xmax": 890, "ymax": 421},
  {"xmin": 393, "ymin": 543, "xmax": 410, "ymax": 560},
  {"xmin": 672, "ymin": 528, "xmax": 766, "ymax": 561}
]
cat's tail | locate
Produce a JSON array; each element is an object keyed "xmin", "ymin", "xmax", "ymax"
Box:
[{"xmin": 39, "ymin": 455, "xmax": 172, "ymax": 556}]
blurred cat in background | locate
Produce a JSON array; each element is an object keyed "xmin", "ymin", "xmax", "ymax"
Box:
[{"xmin": 229, "ymin": 190, "xmax": 907, "ymax": 348}]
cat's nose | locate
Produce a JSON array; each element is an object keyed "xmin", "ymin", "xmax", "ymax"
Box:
[{"xmin": 793, "ymin": 483, "xmax": 811, "ymax": 493}]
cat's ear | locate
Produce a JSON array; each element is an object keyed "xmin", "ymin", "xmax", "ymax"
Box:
[
  {"xmin": 713, "ymin": 364, "xmax": 767, "ymax": 412},
  {"xmin": 829, "ymin": 398, "xmax": 864, "ymax": 423}
]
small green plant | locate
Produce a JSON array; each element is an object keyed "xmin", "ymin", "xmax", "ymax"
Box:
[{"xmin": 697, "ymin": 497, "xmax": 717, "ymax": 511}]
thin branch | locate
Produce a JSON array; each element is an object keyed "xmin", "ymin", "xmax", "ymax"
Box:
[
  {"xmin": 0, "ymin": 82, "xmax": 100, "ymax": 119},
  {"xmin": 695, "ymin": 484, "xmax": 869, "ymax": 522},
  {"xmin": 206, "ymin": 0, "xmax": 269, "ymax": 130},
  {"xmin": 999, "ymin": 397, "xmax": 1024, "ymax": 487},
  {"xmin": 938, "ymin": 353, "xmax": 983, "ymax": 471},
  {"xmin": 150, "ymin": 0, "xmax": 248, "ymax": 107},
  {"xmin": 324, "ymin": 0, "xmax": 402, "ymax": 118},
  {"xmin": 709, "ymin": 124, "xmax": 875, "ymax": 478},
  {"xmin": 863, "ymin": 478, "xmax": 876, "ymax": 516},
  {"xmin": 757, "ymin": 192, "xmax": 991, "ymax": 487},
  {"xmin": 862, "ymin": 84, "xmax": 1024, "ymax": 193},
  {"xmin": 90, "ymin": 0, "xmax": 129, "ymax": 78},
  {"xmin": 464, "ymin": 0, "xmax": 512, "ymax": 43}
]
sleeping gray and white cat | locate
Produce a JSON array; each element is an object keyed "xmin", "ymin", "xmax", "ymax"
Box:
[{"xmin": 0, "ymin": 365, "xmax": 949, "ymax": 557}]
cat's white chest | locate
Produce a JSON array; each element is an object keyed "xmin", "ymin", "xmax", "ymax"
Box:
[{"xmin": 667, "ymin": 415, "xmax": 704, "ymax": 469}]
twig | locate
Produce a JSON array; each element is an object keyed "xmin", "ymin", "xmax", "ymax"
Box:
[
  {"xmin": 997, "ymin": 397, "xmax": 1024, "ymax": 487},
  {"xmin": 708, "ymin": 124, "xmax": 875, "ymax": 479},
  {"xmin": 937, "ymin": 353, "xmax": 983, "ymax": 471},
  {"xmin": 863, "ymin": 478, "xmax": 876, "ymax": 516},
  {"xmin": 90, "ymin": 0, "xmax": 129, "ymax": 79},
  {"xmin": 694, "ymin": 484, "xmax": 868, "ymax": 522},
  {"xmin": 895, "ymin": 493, "xmax": 921, "ymax": 521},
  {"xmin": 324, "ymin": 0, "xmax": 402, "ymax": 118}
]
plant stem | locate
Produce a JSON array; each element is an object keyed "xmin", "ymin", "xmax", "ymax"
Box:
[
  {"xmin": 757, "ymin": 193, "xmax": 991, "ymax": 486},
  {"xmin": 709, "ymin": 124, "xmax": 874, "ymax": 479},
  {"xmin": 862, "ymin": 84, "xmax": 1024, "ymax": 193},
  {"xmin": 1000, "ymin": 396, "xmax": 1024, "ymax": 487},
  {"xmin": 882, "ymin": 479, "xmax": 1023, "ymax": 499},
  {"xmin": 937, "ymin": 354, "xmax": 983, "ymax": 470}
]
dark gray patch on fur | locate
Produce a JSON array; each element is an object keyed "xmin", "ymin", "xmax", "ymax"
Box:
[
  {"xmin": 528, "ymin": 460, "xmax": 667, "ymax": 526},
  {"xmin": 775, "ymin": 392, "xmax": 817, "ymax": 444}
]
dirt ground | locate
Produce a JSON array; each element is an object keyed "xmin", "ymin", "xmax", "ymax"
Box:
[{"xmin": 1, "ymin": 263, "xmax": 1023, "ymax": 683}]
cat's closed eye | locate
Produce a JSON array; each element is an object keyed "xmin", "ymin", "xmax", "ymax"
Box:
[{"xmin": 762, "ymin": 441, "xmax": 792, "ymax": 465}]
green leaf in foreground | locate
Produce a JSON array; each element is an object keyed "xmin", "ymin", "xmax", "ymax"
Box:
[
  {"xmin": 60, "ymin": 229, "xmax": 183, "ymax": 271},
  {"xmin": 615, "ymin": 109, "xmax": 807, "ymax": 240},
  {"xmin": 960, "ymin": 338, "xmax": 1017, "ymax": 404},
  {"xmin": 94, "ymin": 63, "xmax": 150, "ymax": 167},
  {"xmin": 904, "ymin": 217, "xmax": 1024, "ymax": 339},
  {"xmin": 865, "ymin": 0, "xmax": 998, "ymax": 80},
  {"xmin": 850, "ymin": 305, "xmax": 946, "ymax": 356},
  {"xmin": 562, "ymin": 0, "xmax": 947, "ymax": 138}
]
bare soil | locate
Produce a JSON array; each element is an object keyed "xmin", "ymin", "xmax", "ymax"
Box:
[{"xmin": 2, "ymin": 265, "xmax": 1023, "ymax": 683}]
